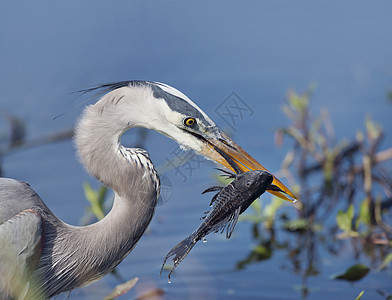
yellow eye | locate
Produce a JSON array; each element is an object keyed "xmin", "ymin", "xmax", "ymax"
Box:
[{"xmin": 184, "ymin": 117, "xmax": 196, "ymax": 127}]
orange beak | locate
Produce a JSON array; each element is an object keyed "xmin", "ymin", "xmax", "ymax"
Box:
[{"xmin": 200, "ymin": 129, "xmax": 297, "ymax": 202}]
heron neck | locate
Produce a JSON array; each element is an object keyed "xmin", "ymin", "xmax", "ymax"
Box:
[
  {"xmin": 75, "ymin": 103, "xmax": 127, "ymax": 191},
  {"xmin": 44, "ymin": 100, "xmax": 159, "ymax": 291},
  {"xmin": 73, "ymin": 95, "xmax": 159, "ymax": 235},
  {"xmin": 36, "ymin": 186, "xmax": 157, "ymax": 298},
  {"xmin": 60, "ymin": 189, "xmax": 155, "ymax": 284}
]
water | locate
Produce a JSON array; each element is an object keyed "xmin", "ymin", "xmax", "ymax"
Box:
[{"xmin": 1, "ymin": 1, "xmax": 392, "ymax": 299}]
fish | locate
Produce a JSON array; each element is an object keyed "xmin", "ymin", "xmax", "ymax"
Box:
[{"xmin": 160, "ymin": 168, "xmax": 273, "ymax": 280}]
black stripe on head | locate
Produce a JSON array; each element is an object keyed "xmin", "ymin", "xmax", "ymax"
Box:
[{"xmin": 149, "ymin": 84, "xmax": 213, "ymax": 127}]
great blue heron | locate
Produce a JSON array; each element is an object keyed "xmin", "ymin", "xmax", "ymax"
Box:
[{"xmin": 0, "ymin": 81, "xmax": 297, "ymax": 299}]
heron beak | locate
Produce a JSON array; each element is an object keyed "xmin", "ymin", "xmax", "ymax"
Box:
[{"xmin": 200, "ymin": 129, "xmax": 298, "ymax": 202}]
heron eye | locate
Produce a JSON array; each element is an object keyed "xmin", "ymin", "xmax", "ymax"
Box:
[{"xmin": 184, "ymin": 117, "xmax": 196, "ymax": 127}]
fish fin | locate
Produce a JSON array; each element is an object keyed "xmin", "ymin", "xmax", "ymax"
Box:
[
  {"xmin": 200, "ymin": 211, "xmax": 210, "ymax": 219},
  {"xmin": 221, "ymin": 174, "xmax": 235, "ymax": 180},
  {"xmin": 209, "ymin": 193, "xmax": 221, "ymax": 207},
  {"xmin": 226, "ymin": 207, "xmax": 241, "ymax": 239},
  {"xmin": 201, "ymin": 186, "xmax": 223, "ymax": 194},
  {"xmin": 160, "ymin": 232, "xmax": 197, "ymax": 280},
  {"xmin": 215, "ymin": 168, "xmax": 236, "ymax": 178},
  {"xmin": 209, "ymin": 208, "xmax": 240, "ymax": 237}
]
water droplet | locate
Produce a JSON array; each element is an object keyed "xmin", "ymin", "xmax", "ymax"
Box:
[
  {"xmin": 202, "ymin": 237, "xmax": 207, "ymax": 243},
  {"xmin": 168, "ymin": 279, "xmax": 172, "ymax": 284}
]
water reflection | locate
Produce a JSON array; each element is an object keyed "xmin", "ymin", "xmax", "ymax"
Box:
[{"xmin": 235, "ymin": 225, "xmax": 274, "ymax": 270}]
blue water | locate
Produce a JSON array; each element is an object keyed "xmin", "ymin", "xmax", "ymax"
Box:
[{"xmin": 1, "ymin": 1, "xmax": 391, "ymax": 299}]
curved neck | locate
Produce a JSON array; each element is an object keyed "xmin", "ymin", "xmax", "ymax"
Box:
[
  {"xmin": 35, "ymin": 95, "xmax": 160, "ymax": 297},
  {"xmin": 73, "ymin": 95, "xmax": 159, "ymax": 250},
  {"xmin": 75, "ymin": 101, "xmax": 128, "ymax": 192}
]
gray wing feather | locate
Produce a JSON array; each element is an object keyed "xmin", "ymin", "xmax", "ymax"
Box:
[{"xmin": 0, "ymin": 210, "xmax": 44, "ymax": 300}]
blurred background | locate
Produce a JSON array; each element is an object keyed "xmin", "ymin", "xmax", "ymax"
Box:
[{"xmin": 1, "ymin": 1, "xmax": 391, "ymax": 299}]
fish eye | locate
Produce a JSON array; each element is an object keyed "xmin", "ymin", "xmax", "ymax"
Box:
[
  {"xmin": 183, "ymin": 117, "xmax": 196, "ymax": 127},
  {"xmin": 245, "ymin": 181, "xmax": 252, "ymax": 187}
]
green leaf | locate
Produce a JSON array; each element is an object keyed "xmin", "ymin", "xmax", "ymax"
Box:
[
  {"xmin": 378, "ymin": 252, "xmax": 392, "ymax": 270},
  {"xmin": 355, "ymin": 290, "xmax": 364, "ymax": 300},
  {"xmin": 288, "ymin": 91, "xmax": 309, "ymax": 113},
  {"xmin": 252, "ymin": 245, "xmax": 272, "ymax": 259},
  {"xmin": 356, "ymin": 199, "xmax": 371, "ymax": 229},
  {"xmin": 264, "ymin": 197, "xmax": 283, "ymax": 219},
  {"xmin": 336, "ymin": 204, "xmax": 354, "ymax": 233},
  {"xmin": 323, "ymin": 151, "xmax": 335, "ymax": 182},
  {"xmin": 263, "ymin": 197, "xmax": 283, "ymax": 228},
  {"xmin": 331, "ymin": 264, "xmax": 370, "ymax": 281},
  {"xmin": 83, "ymin": 182, "xmax": 106, "ymax": 220},
  {"xmin": 83, "ymin": 182, "xmax": 96, "ymax": 204},
  {"xmin": 365, "ymin": 115, "xmax": 382, "ymax": 140},
  {"xmin": 97, "ymin": 185, "xmax": 108, "ymax": 206}
]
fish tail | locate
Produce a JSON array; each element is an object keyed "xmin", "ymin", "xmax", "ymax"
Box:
[{"xmin": 160, "ymin": 232, "xmax": 198, "ymax": 280}]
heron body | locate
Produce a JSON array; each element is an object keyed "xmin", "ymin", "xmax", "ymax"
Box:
[{"xmin": 0, "ymin": 81, "xmax": 297, "ymax": 299}]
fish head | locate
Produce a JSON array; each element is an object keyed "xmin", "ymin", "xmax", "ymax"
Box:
[{"xmin": 233, "ymin": 170, "xmax": 274, "ymax": 198}]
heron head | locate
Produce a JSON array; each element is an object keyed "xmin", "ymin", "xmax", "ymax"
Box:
[
  {"xmin": 90, "ymin": 81, "xmax": 297, "ymax": 202},
  {"xmin": 139, "ymin": 82, "xmax": 297, "ymax": 202}
]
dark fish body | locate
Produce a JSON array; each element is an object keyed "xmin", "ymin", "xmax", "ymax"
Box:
[{"xmin": 160, "ymin": 170, "xmax": 273, "ymax": 279}]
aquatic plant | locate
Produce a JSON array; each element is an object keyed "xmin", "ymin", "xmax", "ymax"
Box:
[
  {"xmin": 276, "ymin": 88, "xmax": 391, "ymax": 245},
  {"xmin": 238, "ymin": 87, "xmax": 392, "ymax": 297}
]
